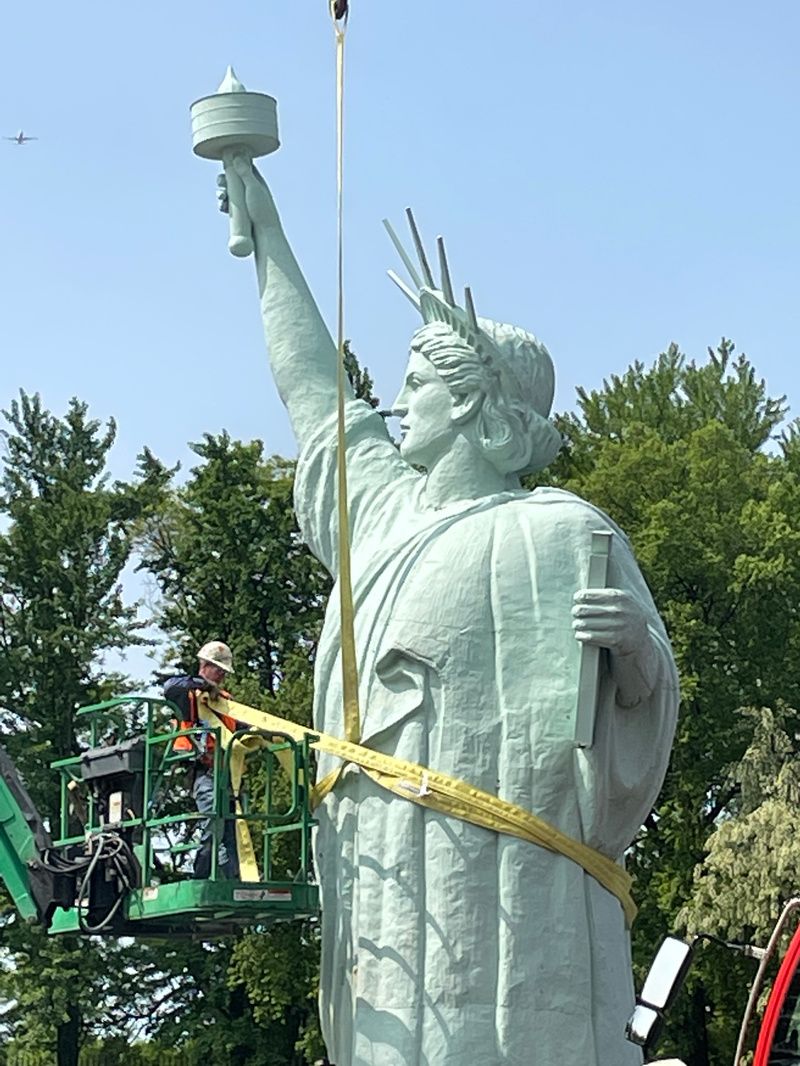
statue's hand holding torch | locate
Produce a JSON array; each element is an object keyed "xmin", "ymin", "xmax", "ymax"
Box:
[
  {"xmin": 218, "ymin": 155, "xmax": 280, "ymax": 241},
  {"xmin": 191, "ymin": 67, "xmax": 280, "ymax": 258}
]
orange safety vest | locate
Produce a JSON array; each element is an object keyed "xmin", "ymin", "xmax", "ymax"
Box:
[{"xmin": 173, "ymin": 688, "xmax": 237, "ymax": 765}]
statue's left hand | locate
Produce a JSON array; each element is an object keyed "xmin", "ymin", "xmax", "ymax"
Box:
[{"xmin": 571, "ymin": 588, "xmax": 648, "ymax": 657}]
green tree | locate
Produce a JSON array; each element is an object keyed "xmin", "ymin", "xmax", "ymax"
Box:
[
  {"xmin": 683, "ymin": 703, "xmax": 800, "ymax": 946},
  {"xmin": 0, "ymin": 392, "xmax": 170, "ymax": 1066},
  {"xmin": 541, "ymin": 341, "xmax": 800, "ymax": 1063},
  {"xmin": 141, "ymin": 436, "xmax": 329, "ymax": 701},
  {"xmin": 343, "ymin": 340, "xmax": 380, "ymax": 410}
]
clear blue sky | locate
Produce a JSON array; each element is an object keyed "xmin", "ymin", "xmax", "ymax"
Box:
[{"xmin": 2, "ymin": 2, "xmax": 799, "ymax": 674}]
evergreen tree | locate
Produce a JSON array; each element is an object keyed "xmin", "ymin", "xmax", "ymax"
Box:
[
  {"xmin": 0, "ymin": 391, "xmax": 170, "ymax": 1065},
  {"xmin": 683, "ymin": 703, "xmax": 800, "ymax": 945},
  {"xmin": 141, "ymin": 436, "xmax": 329, "ymax": 702},
  {"xmin": 343, "ymin": 340, "xmax": 380, "ymax": 410}
]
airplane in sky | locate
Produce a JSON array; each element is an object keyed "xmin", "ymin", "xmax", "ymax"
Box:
[{"xmin": 4, "ymin": 131, "xmax": 38, "ymax": 145}]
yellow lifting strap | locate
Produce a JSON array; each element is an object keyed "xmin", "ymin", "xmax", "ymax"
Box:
[
  {"xmin": 201, "ymin": 693, "xmax": 637, "ymax": 926},
  {"xmin": 195, "ymin": 701, "xmax": 264, "ymax": 882},
  {"xmin": 330, "ymin": 0, "xmax": 361, "ymax": 746}
]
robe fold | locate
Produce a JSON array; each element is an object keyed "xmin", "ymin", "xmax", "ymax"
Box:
[{"xmin": 295, "ymin": 400, "xmax": 679, "ymax": 1066}]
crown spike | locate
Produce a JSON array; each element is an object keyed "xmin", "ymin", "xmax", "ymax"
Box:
[
  {"xmin": 437, "ymin": 236, "xmax": 455, "ymax": 306},
  {"xmin": 383, "ymin": 218, "xmax": 423, "ymax": 290},
  {"xmin": 405, "ymin": 208, "xmax": 435, "ymax": 288},
  {"xmin": 464, "ymin": 286, "xmax": 479, "ymax": 331},
  {"xmin": 387, "ymin": 269, "xmax": 422, "ymax": 311}
]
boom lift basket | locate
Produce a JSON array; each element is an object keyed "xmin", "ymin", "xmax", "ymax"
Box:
[{"xmin": 23, "ymin": 695, "xmax": 321, "ymax": 938}]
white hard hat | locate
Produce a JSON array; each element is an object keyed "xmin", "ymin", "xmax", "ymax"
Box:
[{"xmin": 197, "ymin": 640, "xmax": 234, "ymax": 674}]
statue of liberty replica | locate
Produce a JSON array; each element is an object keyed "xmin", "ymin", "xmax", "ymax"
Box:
[{"xmin": 209, "ymin": 130, "xmax": 679, "ymax": 1064}]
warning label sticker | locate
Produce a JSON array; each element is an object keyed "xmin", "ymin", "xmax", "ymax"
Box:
[{"xmin": 233, "ymin": 888, "xmax": 292, "ymax": 902}]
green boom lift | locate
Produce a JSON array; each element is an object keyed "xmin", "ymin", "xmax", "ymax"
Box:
[{"xmin": 0, "ymin": 696, "xmax": 319, "ymax": 938}]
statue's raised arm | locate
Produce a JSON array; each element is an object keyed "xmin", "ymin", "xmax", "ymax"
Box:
[{"xmin": 222, "ymin": 154, "xmax": 351, "ymax": 444}]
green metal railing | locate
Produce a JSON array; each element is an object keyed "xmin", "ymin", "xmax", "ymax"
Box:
[{"xmin": 50, "ymin": 696, "xmax": 316, "ymax": 890}]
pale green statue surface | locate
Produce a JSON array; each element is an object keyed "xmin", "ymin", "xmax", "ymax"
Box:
[{"xmin": 217, "ymin": 154, "xmax": 680, "ymax": 1066}]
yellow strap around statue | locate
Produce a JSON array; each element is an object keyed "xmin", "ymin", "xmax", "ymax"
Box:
[{"xmin": 202, "ymin": 693, "xmax": 637, "ymax": 926}]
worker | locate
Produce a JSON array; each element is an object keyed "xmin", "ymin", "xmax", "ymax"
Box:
[{"xmin": 163, "ymin": 640, "xmax": 241, "ymax": 880}]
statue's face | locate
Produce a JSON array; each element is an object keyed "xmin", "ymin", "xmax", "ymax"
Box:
[{"xmin": 393, "ymin": 349, "xmax": 455, "ymax": 469}]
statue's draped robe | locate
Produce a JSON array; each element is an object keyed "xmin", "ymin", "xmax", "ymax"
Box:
[{"xmin": 295, "ymin": 401, "xmax": 679, "ymax": 1066}]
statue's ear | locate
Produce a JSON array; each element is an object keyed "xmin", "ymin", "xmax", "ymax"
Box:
[{"xmin": 451, "ymin": 390, "xmax": 483, "ymax": 426}]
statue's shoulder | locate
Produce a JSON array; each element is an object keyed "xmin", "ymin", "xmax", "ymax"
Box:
[
  {"xmin": 523, "ymin": 486, "xmax": 611, "ymax": 520},
  {"xmin": 507, "ymin": 486, "xmax": 629, "ymax": 543},
  {"xmin": 526, "ymin": 486, "xmax": 595, "ymax": 509}
]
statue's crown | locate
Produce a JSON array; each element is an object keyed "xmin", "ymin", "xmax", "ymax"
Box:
[
  {"xmin": 384, "ymin": 209, "xmax": 499, "ymax": 360},
  {"xmin": 384, "ymin": 210, "xmax": 562, "ymax": 472}
]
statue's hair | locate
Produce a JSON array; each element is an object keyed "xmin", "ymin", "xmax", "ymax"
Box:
[{"xmin": 410, "ymin": 320, "xmax": 563, "ymax": 476}]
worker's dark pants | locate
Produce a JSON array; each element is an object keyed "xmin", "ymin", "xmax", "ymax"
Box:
[{"xmin": 192, "ymin": 769, "xmax": 239, "ymax": 880}]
